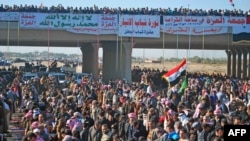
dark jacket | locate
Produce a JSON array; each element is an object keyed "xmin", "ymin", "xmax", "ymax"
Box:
[{"xmin": 88, "ymin": 126, "xmax": 102, "ymax": 141}]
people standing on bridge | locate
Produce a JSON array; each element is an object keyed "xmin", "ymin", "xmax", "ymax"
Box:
[{"xmin": 1, "ymin": 4, "xmax": 249, "ymax": 16}]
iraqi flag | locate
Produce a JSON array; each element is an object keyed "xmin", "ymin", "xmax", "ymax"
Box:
[
  {"xmin": 229, "ymin": 0, "xmax": 235, "ymax": 7},
  {"xmin": 162, "ymin": 58, "xmax": 187, "ymax": 87}
]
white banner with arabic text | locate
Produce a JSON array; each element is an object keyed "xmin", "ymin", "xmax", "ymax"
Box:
[
  {"xmin": 66, "ymin": 28, "xmax": 118, "ymax": 35},
  {"xmin": 163, "ymin": 16, "xmax": 246, "ymax": 27},
  {"xmin": 118, "ymin": 15, "xmax": 160, "ymax": 38},
  {"xmin": 19, "ymin": 13, "xmax": 118, "ymax": 34},
  {"xmin": 20, "ymin": 13, "xmax": 99, "ymax": 29},
  {"xmin": 160, "ymin": 26, "xmax": 228, "ymax": 35},
  {"xmin": 67, "ymin": 14, "xmax": 118, "ymax": 34},
  {"xmin": 0, "ymin": 12, "xmax": 19, "ymax": 21}
]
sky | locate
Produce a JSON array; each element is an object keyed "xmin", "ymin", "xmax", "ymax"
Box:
[{"xmin": 1, "ymin": 0, "xmax": 249, "ymax": 59}]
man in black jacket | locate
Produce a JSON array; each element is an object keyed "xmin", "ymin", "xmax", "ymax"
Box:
[
  {"xmin": 88, "ymin": 120, "xmax": 102, "ymax": 141},
  {"xmin": 80, "ymin": 122, "xmax": 89, "ymax": 141}
]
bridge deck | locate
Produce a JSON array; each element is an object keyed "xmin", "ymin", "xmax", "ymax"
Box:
[{"xmin": 0, "ymin": 22, "xmax": 249, "ymax": 50}]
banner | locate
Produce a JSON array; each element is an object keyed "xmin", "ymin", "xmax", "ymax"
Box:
[
  {"xmin": 66, "ymin": 28, "xmax": 118, "ymax": 34},
  {"xmin": 19, "ymin": 13, "xmax": 118, "ymax": 34},
  {"xmin": 163, "ymin": 16, "xmax": 246, "ymax": 27},
  {"xmin": 118, "ymin": 15, "xmax": 160, "ymax": 38},
  {"xmin": 0, "ymin": 12, "xmax": 19, "ymax": 21},
  {"xmin": 66, "ymin": 14, "xmax": 118, "ymax": 34},
  {"xmin": 99, "ymin": 14, "xmax": 118, "ymax": 30},
  {"xmin": 161, "ymin": 26, "xmax": 228, "ymax": 35},
  {"xmin": 20, "ymin": 13, "xmax": 99, "ymax": 29},
  {"xmin": 7, "ymin": 12, "xmax": 249, "ymax": 35}
]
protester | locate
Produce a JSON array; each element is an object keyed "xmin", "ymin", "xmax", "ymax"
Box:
[
  {"xmin": 1, "ymin": 59, "xmax": 250, "ymax": 141},
  {"xmin": 0, "ymin": 4, "xmax": 249, "ymax": 17}
]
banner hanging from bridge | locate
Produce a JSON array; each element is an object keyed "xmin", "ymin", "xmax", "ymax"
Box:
[
  {"xmin": 118, "ymin": 15, "xmax": 160, "ymax": 38},
  {"xmin": 19, "ymin": 13, "xmax": 118, "ymax": 34},
  {"xmin": 66, "ymin": 14, "xmax": 118, "ymax": 34},
  {"xmin": 160, "ymin": 26, "xmax": 228, "ymax": 35},
  {"xmin": 0, "ymin": 12, "xmax": 244, "ymax": 35},
  {"xmin": 0, "ymin": 12, "xmax": 19, "ymax": 21},
  {"xmin": 163, "ymin": 16, "xmax": 246, "ymax": 27},
  {"xmin": 162, "ymin": 16, "xmax": 249, "ymax": 35}
]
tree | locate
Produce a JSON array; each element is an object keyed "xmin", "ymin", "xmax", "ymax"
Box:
[{"xmin": 158, "ymin": 57, "xmax": 164, "ymax": 61}]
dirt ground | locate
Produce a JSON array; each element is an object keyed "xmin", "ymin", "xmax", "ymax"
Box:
[
  {"xmin": 2, "ymin": 61, "xmax": 227, "ymax": 74},
  {"xmin": 132, "ymin": 62, "xmax": 227, "ymax": 74}
]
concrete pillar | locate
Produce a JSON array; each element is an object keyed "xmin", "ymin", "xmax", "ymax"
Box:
[
  {"xmin": 242, "ymin": 48, "xmax": 248, "ymax": 79},
  {"xmin": 231, "ymin": 49, "xmax": 237, "ymax": 77},
  {"xmin": 226, "ymin": 50, "xmax": 232, "ymax": 76},
  {"xmin": 101, "ymin": 41, "xmax": 134, "ymax": 83},
  {"xmin": 237, "ymin": 49, "xmax": 242, "ymax": 78},
  {"xmin": 80, "ymin": 42, "xmax": 99, "ymax": 80},
  {"xmin": 120, "ymin": 42, "xmax": 134, "ymax": 83},
  {"xmin": 102, "ymin": 41, "xmax": 120, "ymax": 83}
]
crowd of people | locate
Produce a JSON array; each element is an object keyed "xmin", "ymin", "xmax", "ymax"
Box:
[
  {"xmin": 1, "ymin": 4, "xmax": 250, "ymax": 17},
  {"xmin": 0, "ymin": 64, "xmax": 250, "ymax": 141}
]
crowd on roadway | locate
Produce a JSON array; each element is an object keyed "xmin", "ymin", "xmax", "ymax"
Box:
[
  {"xmin": 0, "ymin": 65, "xmax": 250, "ymax": 141},
  {"xmin": 1, "ymin": 4, "xmax": 250, "ymax": 17}
]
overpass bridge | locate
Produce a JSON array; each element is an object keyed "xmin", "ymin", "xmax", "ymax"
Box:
[{"xmin": 0, "ymin": 21, "xmax": 250, "ymax": 82}]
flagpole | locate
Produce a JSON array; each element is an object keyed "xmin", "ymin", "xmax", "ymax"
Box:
[
  {"xmin": 77, "ymin": 40, "xmax": 80, "ymax": 66},
  {"xmin": 47, "ymin": 13, "xmax": 50, "ymax": 70},
  {"xmin": 231, "ymin": 26, "xmax": 233, "ymax": 45},
  {"xmin": 143, "ymin": 48, "xmax": 145, "ymax": 67},
  {"xmin": 131, "ymin": 36, "xmax": 134, "ymax": 60},
  {"xmin": 97, "ymin": 14, "xmax": 100, "ymax": 75},
  {"xmin": 227, "ymin": 28, "xmax": 230, "ymax": 51},
  {"xmin": 186, "ymin": 49, "xmax": 188, "ymax": 61},
  {"xmin": 131, "ymin": 15, "xmax": 134, "ymax": 72},
  {"xmin": 120, "ymin": 15, "xmax": 123, "ymax": 75},
  {"xmin": 17, "ymin": 18, "xmax": 20, "ymax": 46},
  {"xmin": 97, "ymin": 28, "xmax": 100, "ymax": 77},
  {"xmin": 186, "ymin": 4, "xmax": 190, "ymax": 60},
  {"xmin": 188, "ymin": 27, "xmax": 191, "ymax": 63},
  {"xmin": 116, "ymin": 14, "xmax": 119, "ymax": 75},
  {"xmin": 202, "ymin": 26, "xmax": 204, "ymax": 60},
  {"xmin": 120, "ymin": 36, "xmax": 123, "ymax": 74},
  {"xmin": 162, "ymin": 31, "xmax": 165, "ymax": 68},
  {"xmin": 176, "ymin": 27, "xmax": 179, "ymax": 59},
  {"xmin": 6, "ymin": 20, "xmax": 10, "ymax": 60},
  {"xmin": 186, "ymin": 35, "xmax": 188, "ymax": 60}
]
